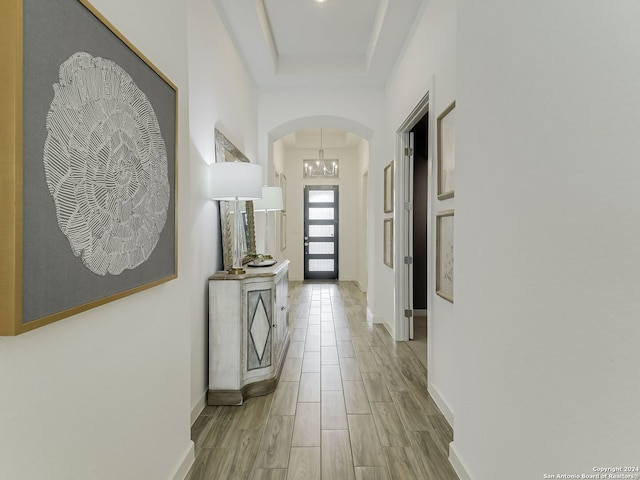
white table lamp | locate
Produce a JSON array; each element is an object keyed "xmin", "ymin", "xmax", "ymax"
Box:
[
  {"xmin": 211, "ymin": 162, "xmax": 262, "ymax": 274},
  {"xmin": 253, "ymin": 186, "xmax": 283, "ymax": 260}
]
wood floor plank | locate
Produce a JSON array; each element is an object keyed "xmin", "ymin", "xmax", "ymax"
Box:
[
  {"xmin": 390, "ymin": 390, "xmax": 430, "ymax": 431},
  {"xmin": 322, "ymin": 430, "xmax": 355, "ymax": 480},
  {"xmin": 343, "ymin": 381, "xmax": 371, "ymax": 414},
  {"xmin": 408, "ymin": 431, "xmax": 459, "ymax": 480},
  {"xmin": 291, "ymin": 328, "xmax": 307, "ymax": 342},
  {"xmin": 379, "ymin": 363, "xmax": 409, "ymax": 393},
  {"xmin": 287, "ymin": 341, "xmax": 305, "ymax": 359},
  {"xmin": 287, "ymin": 447, "xmax": 321, "ymax": 480},
  {"xmin": 298, "ymin": 372, "xmax": 321, "ymax": 403},
  {"xmin": 370, "ymin": 402, "xmax": 409, "ymax": 447},
  {"xmin": 215, "ymin": 428, "xmax": 263, "ymax": 479},
  {"xmin": 337, "ymin": 340, "xmax": 356, "ymax": 358},
  {"xmin": 271, "ymin": 382, "xmax": 299, "ymax": 416},
  {"xmin": 234, "ymin": 394, "xmax": 273, "ymax": 430},
  {"xmin": 321, "ymin": 364, "xmax": 342, "ymax": 391},
  {"xmin": 321, "ymin": 390, "xmax": 348, "ymax": 430},
  {"xmin": 347, "ymin": 415, "xmax": 386, "ymax": 467},
  {"xmin": 361, "ymin": 372, "xmax": 392, "ymax": 402},
  {"xmin": 335, "ymin": 327, "xmax": 351, "ymax": 340},
  {"xmin": 191, "ymin": 413, "xmax": 216, "ymax": 455},
  {"xmin": 302, "ymin": 351, "xmax": 321, "ymax": 373},
  {"xmin": 252, "ymin": 468, "xmax": 288, "ymax": 480},
  {"xmin": 339, "ymin": 357, "xmax": 362, "ymax": 381},
  {"xmin": 255, "ymin": 416, "xmax": 295, "ymax": 469},
  {"xmin": 321, "ymin": 346, "xmax": 339, "ymax": 365},
  {"xmin": 305, "ymin": 335, "xmax": 321, "ymax": 352},
  {"xmin": 321, "ymin": 332, "xmax": 336, "ymax": 347},
  {"xmin": 383, "ymin": 446, "xmax": 428, "ymax": 480},
  {"xmin": 292, "ymin": 403, "xmax": 321, "ymax": 447},
  {"xmin": 280, "ymin": 357, "xmax": 303, "ymax": 382},
  {"xmin": 354, "ymin": 467, "xmax": 391, "ymax": 480},
  {"xmin": 356, "ymin": 350, "xmax": 380, "ymax": 373}
]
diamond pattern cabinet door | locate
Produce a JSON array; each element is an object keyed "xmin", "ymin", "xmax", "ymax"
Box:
[{"xmin": 247, "ymin": 288, "xmax": 273, "ymax": 371}]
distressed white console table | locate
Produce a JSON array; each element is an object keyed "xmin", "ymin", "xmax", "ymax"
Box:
[{"xmin": 208, "ymin": 260, "xmax": 289, "ymax": 405}]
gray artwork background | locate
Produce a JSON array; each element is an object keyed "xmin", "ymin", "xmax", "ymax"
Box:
[{"xmin": 22, "ymin": 0, "xmax": 177, "ymax": 324}]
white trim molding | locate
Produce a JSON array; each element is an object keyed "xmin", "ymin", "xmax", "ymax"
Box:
[
  {"xmin": 170, "ymin": 442, "xmax": 195, "ymax": 480},
  {"xmin": 449, "ymin": 442, "xmax": 474, "ymax": 480},
  {"xmin": 428, "ymin": 382, "xmax": 454, "ymax": 426}
]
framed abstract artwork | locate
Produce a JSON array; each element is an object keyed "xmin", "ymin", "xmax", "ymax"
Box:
[
  {"xmin": 1, "ymin": 0, "xmax": 178, "ymax": 335},
  {"xmin": 383, "ymin": 218, "xmax": 394, "ymax": 268},
  {"xmin": 383, "ymin": 161, "xmax": 394, "ymax": 213},
  {"xmin": 435, "ymin": 210, "xmax": 454, "ymax": 303},
  {"xmin": 437, "ymin": 101, "xmax": 456, "ymax": 200}
]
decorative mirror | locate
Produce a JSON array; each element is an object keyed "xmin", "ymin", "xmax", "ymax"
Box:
[{"xmin": 214, "ymin": 129, "xmax": 257, "ymax": 271}]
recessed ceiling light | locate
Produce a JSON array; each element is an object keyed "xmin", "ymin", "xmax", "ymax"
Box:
[{"xmin": 314, "ymin": 0, "xmax": 327, "ymax": 3}]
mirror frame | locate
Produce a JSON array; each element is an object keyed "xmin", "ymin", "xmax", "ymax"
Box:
[{"xmin": 214, "ymin": 128, "xmax": 257, "ymax": 271}]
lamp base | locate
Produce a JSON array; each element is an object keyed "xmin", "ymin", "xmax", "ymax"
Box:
[{"xmin": 227, "ymin": 267, "xmax": 246, "ymax": 275}]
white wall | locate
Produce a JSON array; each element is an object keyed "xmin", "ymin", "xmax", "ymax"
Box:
[
  {"xmin": 385, "ymin": 0, "xmax": 457, "ymax": 417},
  {"xmin": 357, "ymin": 139, "xmax": 370, "ymax": 292},
  {"xmin": 281, "ymin": 145, "xmax": 361, "ymax": 282},
  {"xmin": 187, "ymin": 0, "xmax": 258, "ymax": 419},
  {"xmin": 452, "ymin": 0, "xmax": 640, "ymax": 478},
  {"xmin": 0, "ymin": 0, "xmax": 193, "ymax": 479}
]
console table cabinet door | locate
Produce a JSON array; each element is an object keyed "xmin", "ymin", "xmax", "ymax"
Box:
[{"xmin": 243, "ymin": 281, "xmax": 274, "ymax": 381}]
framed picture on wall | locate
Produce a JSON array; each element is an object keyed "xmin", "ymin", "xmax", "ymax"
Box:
[
  {"xmin": 384, "ymin": 161, "xmax": 394, "ymax": 213},
  {"xmin": 280, "ymin": 212, "xmax": 287, "ymax": 251},
  {"xmin": 437, "ymin": 101, "xmax": 456, "ymax": 200},
  {"xmin": 435, "ymin": 210, "xmax": 454, "ymax": 303},
  {"xmin": 383, "ymin": 218, "xmax": 394, "ymax": 268},
  {"xmin": 1, "ymin": 0, "xmax": 178, "ymax": 335},
  {"xmin": 280, "ymin": 173, "xmax": 287, "ymax": 212}
]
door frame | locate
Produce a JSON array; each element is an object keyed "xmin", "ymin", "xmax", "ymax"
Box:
[{"xmin": 394, "ymin": 86, "xmax": 433, "ymax": 346}]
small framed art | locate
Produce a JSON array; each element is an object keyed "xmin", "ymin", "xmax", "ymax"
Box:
[
  {"xmin": 435, "ymin": 210, "xmax": 454, "ymax": 303},
  {"xmin": 437, "ymin": 101, "xmax": 456, "ymax": 200},
  {"xmin": 383, "ymin": 218, "xmax": 394, "ymax": 268},
  {"xmin": 384, "ymin": 161, "xmax": 394, "ymax": 213}
]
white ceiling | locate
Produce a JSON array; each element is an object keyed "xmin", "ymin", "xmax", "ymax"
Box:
[{"xmin": 214, "ymin": 0, "xmax": 424, "ymax": 90}]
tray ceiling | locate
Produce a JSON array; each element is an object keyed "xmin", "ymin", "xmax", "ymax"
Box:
[{"xmin": 214, "ymin": 0, "xmax": 424, "ymax": 89}]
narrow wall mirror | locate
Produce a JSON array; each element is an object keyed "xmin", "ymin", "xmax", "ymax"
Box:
[{"xmin": 214, "ymin": 129, "xmax": 257, "ymax": 271}]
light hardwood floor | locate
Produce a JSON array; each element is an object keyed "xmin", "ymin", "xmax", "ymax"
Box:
[{"xmin": 187, "ymin": 281, "xmax": 458, "ymax": 480}]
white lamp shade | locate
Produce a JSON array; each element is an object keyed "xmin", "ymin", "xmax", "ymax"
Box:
[
  {"xmin": 253, "ymin": 186, "xmax": 284, "ymax": 212},
  {"xmin": 210, "ymin": 162, "xmax": 263, "ymax": 200}
]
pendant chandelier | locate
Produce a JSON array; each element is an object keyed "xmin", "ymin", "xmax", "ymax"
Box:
[{"xmin": 303, "ymin": 128, "xmax": 339, "ymax": 178}]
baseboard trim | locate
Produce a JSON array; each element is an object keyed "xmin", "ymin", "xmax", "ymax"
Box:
[
  {"xmin": 428, "ymin": 382, "xmax": 454, "ymax": 426},
  {"xmin": 449, "ymin": 442, "xmax": 474, "ymax": 480},
  {"xmin": 356, "ymin": 280, "xmax": 367, "ymax": 293},
  {"xmin": 170, "ymin": 441, "xmax": 195, "ymax": 480},
  {"xmin": 191, "ymin": 392, "xmax": 207, "ymax": 425}
]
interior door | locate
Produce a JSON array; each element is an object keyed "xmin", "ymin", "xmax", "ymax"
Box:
[
  {"xmin": 304, "ymin": 186, "xmax": 339, "ymax": 280},
  {"xmin": 405, "ymin": 133, "xmax": 415, "ymax": 339}
]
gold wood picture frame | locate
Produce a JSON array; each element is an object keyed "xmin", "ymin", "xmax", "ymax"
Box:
[
  {"xmin": 1, "ymin": 0, "xmax": 178, "ymax": 335},
  {"xmin": 435, "ymin": 210, "xmax": 454, "ymax": 303},
  {"xmin": 437, "ymin": 101, "xmax": 456, "ymax": 200},
  {"xmin": 383, "ymin": 218, "xmax": 394, "ymax": 268},
  {"xmin": 383, "ymin": 161, "xmax": 394, "ymax": 213}
]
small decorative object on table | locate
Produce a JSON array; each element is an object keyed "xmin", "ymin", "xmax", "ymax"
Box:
[{"xmin": 246, "ymin": 252, "xmax": 277, "ymax": 268}]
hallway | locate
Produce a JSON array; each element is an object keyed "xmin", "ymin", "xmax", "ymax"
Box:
[{"xmin": 187, "ymin": 282, "xmax": 458, "ymax": 480}]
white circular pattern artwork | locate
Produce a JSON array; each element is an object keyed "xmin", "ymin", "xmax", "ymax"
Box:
[{"xmin": 43, "ymin": 52, "xmax": 170, "ymax": 276}]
